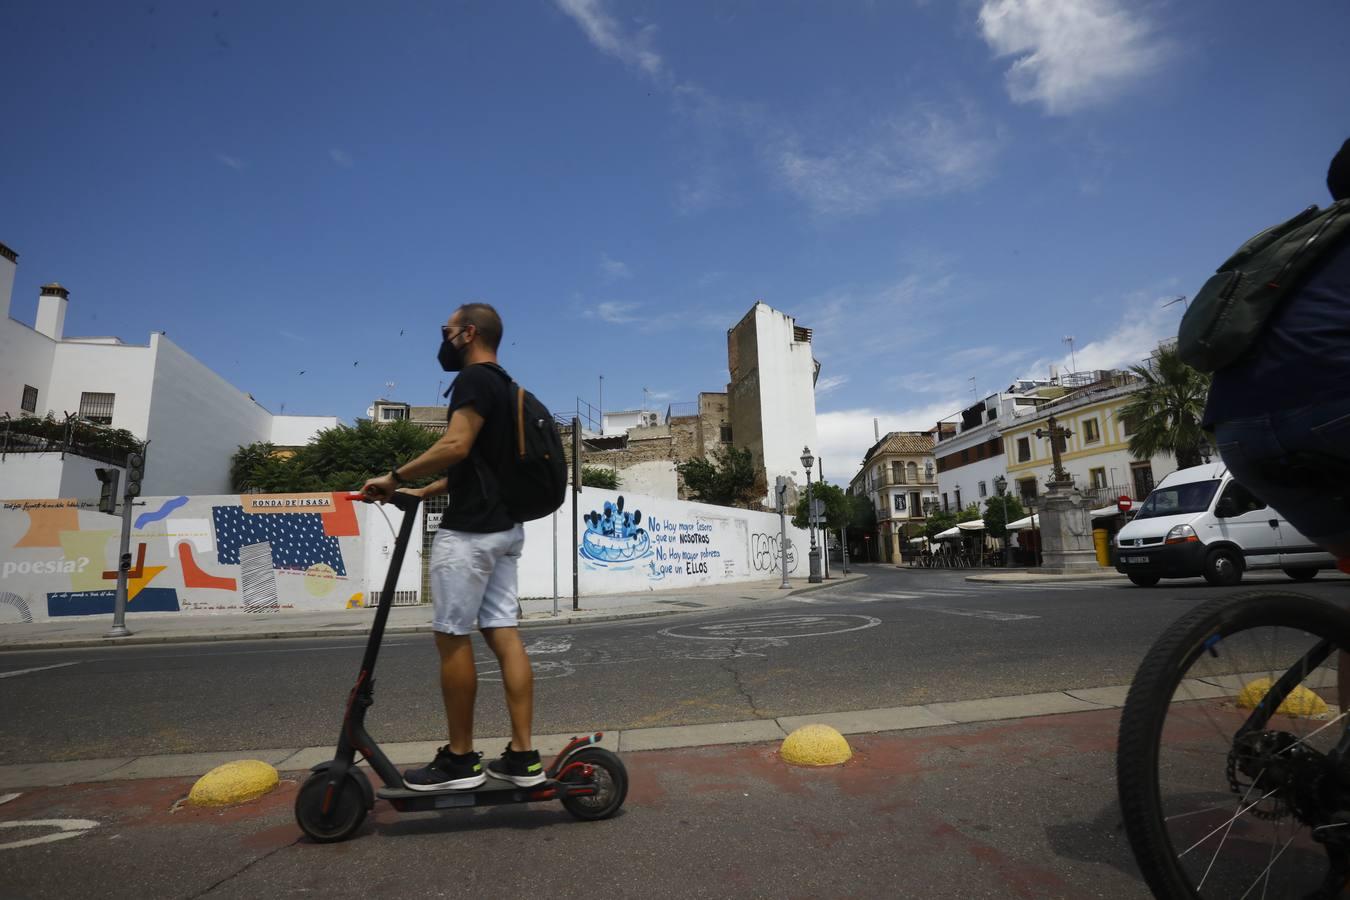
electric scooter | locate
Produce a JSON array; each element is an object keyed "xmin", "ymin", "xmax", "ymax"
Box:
[{"xmin": 293, "ymin": 491, "xmax": 627, "ymax": 843}]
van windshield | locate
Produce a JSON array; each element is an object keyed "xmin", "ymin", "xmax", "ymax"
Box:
[{"xmin": 1133, "ymin": 480, "xmax": 1223, "ymax": 520}]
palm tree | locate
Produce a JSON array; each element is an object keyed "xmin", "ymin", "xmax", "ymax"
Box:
[{"xmin": 1118, "ymin": 343, "xmax": 1212, "ymax": 469}]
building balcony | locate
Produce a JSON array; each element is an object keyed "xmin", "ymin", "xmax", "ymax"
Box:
[{"xmin": 868, "ymin": 472, "xmax": 935, "ymax": 489}]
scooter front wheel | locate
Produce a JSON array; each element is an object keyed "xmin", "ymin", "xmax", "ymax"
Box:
[
  {"xmin": 295, "ymin": 770, "xmax": 369, "ymax": 842},
  {"xmin": 559, "ymin": 747, "xmax": 628, "ymax": 821}
]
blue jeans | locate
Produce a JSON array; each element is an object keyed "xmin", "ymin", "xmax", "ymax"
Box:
[{"xmin": 1212, "ymin": 398, "xmax": 1350, "ymax": 548}]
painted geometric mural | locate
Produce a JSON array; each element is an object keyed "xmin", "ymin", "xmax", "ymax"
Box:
[{"xmin": 0, "ymin": 492, "xmax": 381, "ymax": 622}]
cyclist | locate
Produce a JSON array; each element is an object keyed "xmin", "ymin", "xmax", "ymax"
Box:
[{"xmin": 1202, "ymin": 137, "xmax": 1350, "ymax": 568}]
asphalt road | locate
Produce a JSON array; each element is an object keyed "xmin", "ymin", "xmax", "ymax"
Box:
[{"xmin": 4, "ymin": 566, "xmax": 1348, "ymax": 764}]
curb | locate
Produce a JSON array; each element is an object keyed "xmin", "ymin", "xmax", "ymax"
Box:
[
  {"xmin": 964, "ymin": 573, "xmax": 1125, "ymax": 584},
  {"xmin": 0, "ymin": 685, "xmax": 1132, "ymax": 790}
]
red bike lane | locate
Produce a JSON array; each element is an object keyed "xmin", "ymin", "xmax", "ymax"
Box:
[{"xmin": 1, "ymin": 708, "xmax": 1146, "ymax": 899}]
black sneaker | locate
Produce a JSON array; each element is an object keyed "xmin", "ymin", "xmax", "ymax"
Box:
[
  {"xmin": 486, "ymin": 744, "xmax": 546, "ymax": 787},
  {"xmin": 402, "ymin": 746, "xmax": 486, "ymax": 792}
]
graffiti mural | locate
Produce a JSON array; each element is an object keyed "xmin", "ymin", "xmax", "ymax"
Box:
[
  {"xmin": 578, "ymin": 496, "xmax": 651, "ymax": 567},
  {"xmin": 0, "ymin": 492, "xmax": 416, "ymax": 622}
]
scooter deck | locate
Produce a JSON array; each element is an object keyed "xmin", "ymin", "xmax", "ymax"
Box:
[{"xmin": 377, "ymin": 779, "xmax": 572, "ymax": 811}]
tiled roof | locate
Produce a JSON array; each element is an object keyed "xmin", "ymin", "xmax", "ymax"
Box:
[{"xmin": 867, "ymin": 432, "xmax": 933, "ymax": 459}]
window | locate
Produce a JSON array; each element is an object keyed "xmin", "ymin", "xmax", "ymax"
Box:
[
  {"xmin": 21, "ymin": 385, "xmax": 37, "ymax": 414},
  {"xmin": 1120, "ymin": 409, "xmax": 1134, "ymax": 436},
  {"xmin": 79, "ymin": 392, "xmax": 115, "ymax": 425},
  {"xmin": 380, "ymin": 407, "xmax": 407, "ymax": 421},
  {"xmin": 719, "ymin": 424, "xmax": 732, "ymax": 443},
  {"xmin": 1083, "ymin": 418, "xmax": 1101, "ymax": 444},
  {"xmin": 1217, "ymin": 481, "xmax": 1267, "ymax": 517},
  {"xmin": 1018, "ymin": 478, "xmax": 1038, "ymax": 502},
  {"xmin": 942, "ymin": 493, "xmax": 949, "ymax": 512},
  {"xmin": 954, "ymin": 489, "xmax": 962, "ymax": 511},
  {"xmin": 1017, "ymin": 437, "xmax": 1031, "ymax": 462},
  {"xmin": 1090, "ymin": 467, "xmax": 1107, "ymax": 489},
  {"xmin": 1135, "ymin": 479, "xmax": 1221, "ymax": 519},
  {"xmin": 978, "ymin": 481, "xmax": 987, "ymax": 498},
  {"xmin": 891, "ymin": 462, "xmax": 904, "ymax": 484},
  {"xmin": 1131, "ymin": 463, "xmax": 1155, "ymax": 500}
]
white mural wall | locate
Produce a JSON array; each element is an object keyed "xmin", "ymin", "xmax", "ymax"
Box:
[{"xmin": 0, "ymin": 486, "xmax": 808, "ymax": 623}]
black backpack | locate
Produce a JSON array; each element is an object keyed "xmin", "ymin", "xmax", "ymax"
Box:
[
  {"xmin": 1178, "ymin": 198, "xmax": 1350, "ymax": 372},
  {"xmin": 474, "ymin": 364, "xmax": 568, "ymax": 522}
]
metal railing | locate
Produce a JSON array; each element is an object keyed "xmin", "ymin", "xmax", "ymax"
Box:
[{"xmin": 868, "ymin": 471, "xmax": 935, "ymax": 489}]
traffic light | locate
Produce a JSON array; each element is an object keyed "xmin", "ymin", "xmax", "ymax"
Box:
[
  {"xmin": 95, "ymin": 468, "xmax": 120, "ymax": 514},
  {"xmin": 125, "ymin": 452, "xmax": 144, "ymax": 498}
]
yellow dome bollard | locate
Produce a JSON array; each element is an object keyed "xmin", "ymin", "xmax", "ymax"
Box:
[
  {"xmin": 780, "ymin": 724, "xmax": 852, "ymax": 767},
  {"xmin": 187, "ymin": 760, "xmax": 280, "ymax": 807},
  {"xmin": 1236, "ymin": 678, "xmax": 1329, "ymax": 718}
]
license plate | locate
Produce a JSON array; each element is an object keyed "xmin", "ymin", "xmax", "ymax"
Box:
[{"xmin": 1122, "ymin": 556, "xmax": 1150, "ymax": 564}]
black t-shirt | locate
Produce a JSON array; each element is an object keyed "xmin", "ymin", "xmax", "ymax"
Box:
[
  {"xmin": 440, "ymin": 363, "xmax": 516, "ymax": 533},
  {"xmin": 1204, "ymin": 235, "xmax": 1350, "ymax": 425}
]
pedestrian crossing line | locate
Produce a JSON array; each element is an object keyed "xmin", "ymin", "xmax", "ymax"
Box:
[
  {"xmin": 788, "ymin": 596, "xmax": 829, "ymax": 604},
  {"xmin": 851, "ymin": 592, "xmax": 923, "ymax": 602},
  {"xmin": 909, "ymin": 605, "xmax": 1040, "ymax": 621}
]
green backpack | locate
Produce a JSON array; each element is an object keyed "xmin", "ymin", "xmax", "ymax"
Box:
[{"xmin": 1178, "ymin": 198, "xmax": 1350, "ymax": 372}]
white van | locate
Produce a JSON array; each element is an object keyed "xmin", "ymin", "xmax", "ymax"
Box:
[{"xmin": 1114, "ymin": 463, "xmax": 1336, "ymax": 587}]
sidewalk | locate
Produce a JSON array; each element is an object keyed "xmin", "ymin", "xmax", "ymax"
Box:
[{"xmin": 0, "ymin": 573, "xmax": 865, "ymax": 652}]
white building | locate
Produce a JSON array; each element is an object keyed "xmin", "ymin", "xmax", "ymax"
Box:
[
  {"xmin": 727, "ymin": 302, "xmax": 820, "ymax": 506},
  {"xmin": 602, "ymin": 408, "xmax": 661, "ymax": 436},
  {"xmin": 934, "ymin": 382, "xmax": 1058, "ymax": 514},
  {"xmin": 0, "ymin": 242, "xmax": 339, "ymax": 498}
]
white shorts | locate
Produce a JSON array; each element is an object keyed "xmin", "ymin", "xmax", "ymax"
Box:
[{"xmin": 429, "ymin": 525, "xmax": 526, "ymax": 636}]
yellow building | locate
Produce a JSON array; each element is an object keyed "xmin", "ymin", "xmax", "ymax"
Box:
[
  {"xmin": 848, "ymin": 431, "xmax": 940, "ymax": 563},
  {"xmin": 1001, "ymin": 373, "xmax": 1177, "ymax": 508}
]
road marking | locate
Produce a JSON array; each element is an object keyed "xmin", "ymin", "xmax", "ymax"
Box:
[
  {"xmin": 660, "ymin": 614, "xmax": 882, "ymax": 642},
  {"xmin": 788, "ymin": 596, "xmax": 828, "ymax": 604},
  {"xmin": 525, "ymin": 636, "xmax": 573, "ymax": 655},
  {"xmin": 908, "ymin": 605, "xmax": 1040, "ymax": 621},
  {"xmin": 0, "ymin": 661, "xmax": 81, "ymax": 680},
  {"xmin": 0, "ymin": 819, "xmax": 99, "ymax": 851},
  {"xmin": 851, "ymin": 593, "xmax": 922, "ymax": 602},
  {"xmin": 0, "ymin": 794, "xmax": 20, "ymax": 807}
]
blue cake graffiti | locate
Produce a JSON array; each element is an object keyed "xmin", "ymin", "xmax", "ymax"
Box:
[{"xmin": 578, "ymin": 496, "xmax": 651, "ymax": 566}]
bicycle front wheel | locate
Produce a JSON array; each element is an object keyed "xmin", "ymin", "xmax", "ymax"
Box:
[{"xmin": 1118, "ymin": 592, "xmax": 1350, "ymax": 899}]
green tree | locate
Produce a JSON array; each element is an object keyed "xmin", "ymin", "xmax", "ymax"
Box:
[
  {"xmin": 982, "ymin": 493, "xmax": 1026, "ymax": 541},
  {"xmin": 5, "ymin": 413, "xmax": 141, "ymax": 463},
  {"xmin": 923, "ymin": 509, "xmax": 957, "ymax": 542},
  {"xmin": 676, "ymin": 446, "xmax": 758, "ymax": 507},
  {"xmin": 956, "ymin": 502, "xmax": 982, "ymax": 523},
  {"xmin": 791, "ymin": 481, "xmax": 850, "ymax": 531},
  {"xmin": 581, "ymin": 466, "xmax": 619, "ymax": 490},
  {"xmin": 230, "ymin": 419, "xmax": 439, "ymax": 493},
  {"xmin": 1118, "ymin": 343, "xmax": 1213, "ymax": 470}
]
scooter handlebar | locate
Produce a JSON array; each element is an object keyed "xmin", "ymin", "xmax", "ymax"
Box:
[{"xmin": 341, "ymin": 490, "xmax": 422, "ymax": 513}]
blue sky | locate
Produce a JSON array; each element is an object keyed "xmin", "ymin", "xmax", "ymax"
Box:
[{"xmin": 2, "ymin": 1, "xmax": 1347, "ymax": 482}]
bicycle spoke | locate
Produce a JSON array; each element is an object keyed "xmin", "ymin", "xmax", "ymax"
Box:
[{"xmin": 1238, "ymin": 835, "xmax": 1296, "ymax": 900}]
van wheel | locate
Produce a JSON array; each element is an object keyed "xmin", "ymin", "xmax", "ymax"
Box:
[
  {"xmin": 1203, "ymin": 549, "xmax": 1243, "ymax": 586},
  {"xmin": 1283, "ymin": 567, "xmax": 1319, "ymax": 582},
  {"xmin": 1128, "ymin": 574, "xmax": 1161, "ymax": 587}
]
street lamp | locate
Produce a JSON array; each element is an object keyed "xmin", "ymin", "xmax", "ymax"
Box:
[
  {"xmin": 775, "ymin": 477, "xmax": 792, "ymax": 590},
  {"xmin": 994, "ymin": 475, "xmax": 1010, "ymax": 568},
  {"xmin": 801, "ymin": 446, "xmax": 822, "ymax": 584}
]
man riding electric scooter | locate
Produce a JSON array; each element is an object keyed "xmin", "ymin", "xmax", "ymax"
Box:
[{"xmin": 360, "ymin": 302, "xmax": 541, "ymax": 791}]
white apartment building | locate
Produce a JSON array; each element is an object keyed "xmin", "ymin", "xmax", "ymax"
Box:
[
  {"xmin": 0, "ymin": 242, "xmax": 338, "ymax": 498},
  {"xmin": 934, "ymin": 382, "xmax": 1059, "ymax": 514}
]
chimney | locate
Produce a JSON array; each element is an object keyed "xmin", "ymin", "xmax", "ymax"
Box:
[
  {"xmin": 35, "ymin": 283, "xmax": 69, "ymax": 340},
  {"xmin": 873, "ymin": 418, "xmax": 879, "ymax": 441},
  {"xmin": 0, "ymin": 242, "xmax": 16, "ymax": 321}
]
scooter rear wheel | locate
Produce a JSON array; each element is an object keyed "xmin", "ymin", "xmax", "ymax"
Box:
[
  {"xmin": 560, "ymin": 747, "xmax": 628, "ymax": 821},
  {"xmin": 295, "ymin": 771, "xmax": 368, "ymax": 843}
]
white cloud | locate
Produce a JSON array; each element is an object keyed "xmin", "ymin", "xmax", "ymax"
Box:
[
  {"xmin": 977, "ymin": 0, "xmax": 1168, "ymax": 115},
  {"xmin": 215, "ymin": 153, "xmax": 244, "ymax": 171},
  {"xmin": 555, "ymin": 0, "xmax": 664, "ymax": 80},
  {"xmin": 599, "ymin": 253, "xmax": 631, "ymax": 281},
  {"xmin": 815, "ymin": 401, "xmax": 962, "ymax": 484},
  {"xmin": 775, "ymin": 105, "xmax": 1001, "ymax": 216},
  {"xmin": 1022, "ymin": 291, "xmax": 1182, "ymax": 379},
  {"xmin": 329, "ymin": 148, "xmax": 354, "ymax": 167},
  {"xmin": 584, "ymin": 301, "xmax": 642, "ymax": 324},
  {"xmin": 815, "ymin": 374, "xmax": 849, "ymax": 396}
]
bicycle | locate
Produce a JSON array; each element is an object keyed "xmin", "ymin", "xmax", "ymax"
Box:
[{"xmin": 1117, "ymin": 586, "xmax": 1350, "ymax": 898}]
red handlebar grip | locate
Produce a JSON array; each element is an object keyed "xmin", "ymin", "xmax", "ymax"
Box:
[{"xmin": 341, "ymin": 492, "xmax": 369, "ymax": 502}]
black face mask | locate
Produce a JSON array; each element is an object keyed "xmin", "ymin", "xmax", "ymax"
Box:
[{"xmin": 437, "ymin": 338, "xmax": 465, "ymax": 372}]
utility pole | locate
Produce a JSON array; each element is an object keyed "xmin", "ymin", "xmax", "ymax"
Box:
[
  {"xmin": 572, "ymin": 418, "xmax": 581, "ymax": 611},
  {"xmin": 776, "ymin": 477, "xmax": 791, "ymax": 589}
]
